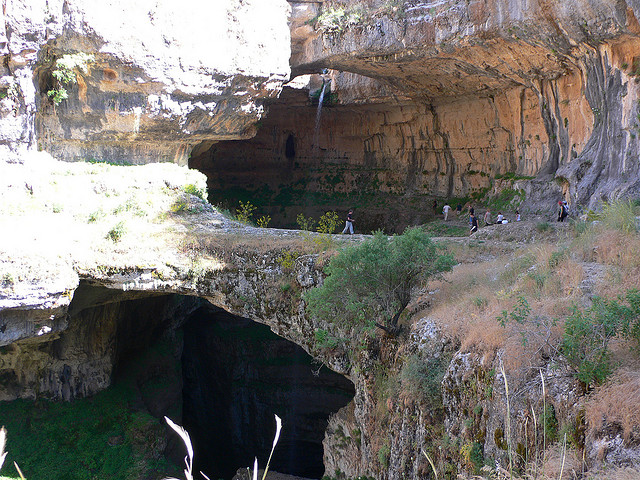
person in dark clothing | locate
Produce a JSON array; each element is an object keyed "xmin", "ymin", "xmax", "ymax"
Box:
[
  {"xmin": 432, "ymin": 199, "xmax": 438, "ymax": 215},
  {"xmin": 456, "ymin": 204, "xmax": 462, "ymax": 216},
  {"xmin": 470, "ymin": 213, "xmax": 478, "ymax": 234},
  {"xmin": 342, "ymin": 209, "xmax": 355, "ymax": 234},
  {"xmin": 557, "ymin": 201, "xmax": 568, "ymax": 222}
]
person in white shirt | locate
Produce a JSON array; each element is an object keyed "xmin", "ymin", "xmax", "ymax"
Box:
[
  {"xmin": 442, "ymin": 203, "xmax": 451, "ymax": 221},
  {"xmin": 496, "ymin": 212, "xmax": 504, "ymax": 223}
]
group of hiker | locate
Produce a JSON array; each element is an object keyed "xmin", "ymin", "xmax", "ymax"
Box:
[
  {"xmin": 339, "ymin": 200, "xmax": 570, "ymax": 235},
  {"xmin": 438, "ymin": 199, "xmax": 570, "ymax": 234},
  {"xmin": 438, "ymin": 201, "xmax": 520, "ymax": 234}
]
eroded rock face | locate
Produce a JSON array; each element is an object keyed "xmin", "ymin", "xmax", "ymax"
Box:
[
  {"xmin": 190, "ymin": 76, "xmax": 592, "ymax": 230},
  {"xmin": 291, "ymin": 0, "xmax": 640, "ymax": 208},
  {"xmin": 1, "ymin": 0, "xmax": 291, "ymax": 164},
  {"xmin": 191, "ymin": 0, "xmax": 640, "ymax": 221},
  {"xmin": 0, "ymin": 285, "xmax": 201, "ymax": 401}
]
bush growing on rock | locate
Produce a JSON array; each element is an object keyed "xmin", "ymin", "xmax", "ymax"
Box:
[
  {"xmin": 498, "ymin": 288, "xmax": 640, "ymax": 386},
  {"xmin": 305, "ymin": 227, "xmax": 455, "ymax": 335}
]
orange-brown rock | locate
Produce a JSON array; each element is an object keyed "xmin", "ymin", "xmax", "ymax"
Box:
[{"xmin": 192, "ymin": 0, "xmax": 640, "ymax": 227}]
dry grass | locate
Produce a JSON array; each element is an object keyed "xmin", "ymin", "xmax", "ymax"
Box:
[
  {"xmin": 537, "ymin": 445, "xmax": 583, "ymax": 479},
  {"xmin": 593, "ymin": 230, "xmax": 640, "ymax": 270},
  {"xmin": 424, "ymin": 239, "xmax": 583, "ymax": 372},
  {"xmin": 586, "ymin": 369, "xmax": 640, "ymax": 443},
  {"xmin": 583, "ymin": 466, "xmax": 640, "ymax": 480}
]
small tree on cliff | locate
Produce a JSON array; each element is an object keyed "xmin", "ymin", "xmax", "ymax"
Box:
[{"xmin": 305, "ymin": 227, "xmax": 455, "ymax": 335}]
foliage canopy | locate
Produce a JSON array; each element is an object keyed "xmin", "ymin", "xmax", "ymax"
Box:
[{"xmin": 305, "ymin": 227, "xmax": 455, "ymax": 335}]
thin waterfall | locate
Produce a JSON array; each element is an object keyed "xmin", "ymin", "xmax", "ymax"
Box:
[{"xmin": 312, "ymin": 81, "xmax": 327, "ymax": 150}]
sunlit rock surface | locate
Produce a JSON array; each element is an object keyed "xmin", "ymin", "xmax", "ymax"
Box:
[{"xmin": 0, "ymin": 0, "xmax": 291, "ymax": 164}]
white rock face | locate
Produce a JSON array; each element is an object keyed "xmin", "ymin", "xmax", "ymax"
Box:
[{"xmin": 0, "ymin": 0, "xmax": 292, "ymax": 164}]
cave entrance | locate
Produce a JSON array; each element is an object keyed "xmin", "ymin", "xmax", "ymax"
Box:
[
  {"xmin": 189, "ymin": 85, "xmax": 432, "ymax": 234},
  {"xmin": 0, "ymin": 283, "xmax": 354, "ymax": 480},
  {"xmin": 181, "ymin": 303, "xmax": 355, "ymax": 479}
]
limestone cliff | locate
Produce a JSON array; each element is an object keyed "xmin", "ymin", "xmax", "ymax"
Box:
[
  {"xmin": 0, "ymin": 0, "xmax": 291, "ymax": 164},
  {"xmin": 291, "ymin": 0, "xmax": 640, "ymax": 208},
  {"xmin": 190, "ymin": 0, "xmax": 640, "ymax": 231}
]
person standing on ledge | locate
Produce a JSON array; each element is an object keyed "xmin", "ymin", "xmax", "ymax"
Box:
[
  {"xmin": 483, "ymin": 209, "xmax": 492, "ymax": 226},
  {"xmin": 557, "ymin": 201, "xmax": 568, "ymax": 222},
  {"xmin": 470, "ymin": 212, "xmax": 478, "ymax": 234},
  {"xmin": 342, "ymin": 209, "xmax": 355, "ymax": 234},
  {"xmin": 443, "ymin": 202, "xmax": 451, "ymax": 221}
]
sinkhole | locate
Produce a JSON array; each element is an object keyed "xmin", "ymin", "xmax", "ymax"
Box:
[
  {"xmin": 181, "ymin": 304, "xmax": 355, "ymax": 479},
  {"xmin": 0, "ymin": 286, "xmax": 354, "ymax": 479}
]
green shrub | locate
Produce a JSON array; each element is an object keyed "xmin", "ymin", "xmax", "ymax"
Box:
[
  {"xmin": 562, "ymin": 289, "xmax": 640, "ymax": 385},
  {"xmin": 400, "ymin": 354, "xmax": 449, "ymax": 411},
  {"xmin": 256, "ymin": 215, "xmax": 271, "ymax": 228},
  {"xmin": 47, "ymin": 52, "xmax": 94, "ymax": 105},
  {"xmin": 600, "ymin": 199, "xmax": 638, "ymax": 233},
  {"xmin": 170, "ymin": 197, "xmax": 205, "ymax": 215},
  {"xmin": 536, "ymin": 221, "xmax": 551, "ymax": 232},
  {"xmin": 316, "ymin": 5, "xmax": 364, "ymax": 32},
  {"xmin": 106, "ymin": 222, "xmax": 126, "ymax": 242},
  {"xmin": 305, "ymin": 211, "xmax": 341, "ymax": 252},
  {"xmin": 317, "ymin": 211, "xmax": 340, "ymax": 234},
  {"xmin": 236, "ymin": 200, "xmax": 256, "ymax": 224},
  {"xmin": 183, "ymin": 183, "xmax": 206, "ymax": 201},
  {"xmin": 460, "ymin": 441, "xmax": 484, "ymax": 474},
  {"xmin": 377, "ymin": 443, "xmax": 390, "ymax": 468},
  {"xmin": 314, "ymin": 328, "xmax": 344, "ymax": 351},
  {"xmin": 499, "ymin": 289, "xmax": 640, "ymax": 386},
  {"xmin": 277, "ymin": 250, "xmax": 299, "ymax": 272},
  {"xmin": 305, "ymin": 228, "xmax": 455, "ymax": 335},
  {"xmin": 538, "ymin": 404, "xmax": 558, "ymax": 443},
  {"xmin": 1, "ymin": 273, "xmax": 14, "ymax": 288},
  {"xmin": 296, "ymin": 213, "xmax": 316, "ymax": 232},
  {"xmin": 473, "ymin": 296, "xmax": 488, "ymax": 309},
  {"xmin": 548, "ymin": 249, "xmax": 567, "ymax": 269}
]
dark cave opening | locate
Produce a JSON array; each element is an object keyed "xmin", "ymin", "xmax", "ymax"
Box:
[
  {"xmin": 0, "ymin": 285, "xmax": 355, "ymax": 479},
  {"xmin": 181, "ymin": 304, "xmax": 355, "ymax": 480}
]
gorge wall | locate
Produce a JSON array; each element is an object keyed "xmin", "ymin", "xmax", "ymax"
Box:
[
  {"xmin": 190, "ymin": 0, "xmax": 640, "ymax": 231},
  {"xmin": 0, "ymin": 0, "xmax": 291, "ymax": 164}
]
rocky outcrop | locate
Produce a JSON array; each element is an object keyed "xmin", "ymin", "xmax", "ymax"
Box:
[
  {"xmin": 0, "ymin": 0, "xmax": 291, "ymax": 164},
  {"xmin": 290, "ymin": 0, "xmax": 640, "ymax": 208},
  {"xmin": 0, "ymin": 154, "xmax": 347, "ymax": 401}
]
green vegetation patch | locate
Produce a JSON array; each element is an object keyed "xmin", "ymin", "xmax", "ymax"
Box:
[
  {"xmin": 47, "ymin": 52, "xmax": 94, "ymax": 105},
  {"xmin": 0, "ymin": 385, "xmax": 169, "ymax": 480},
  {"xmin": 305, "ymin": 228, "xmax": 455, "ymax": 336},
  {"xmin": 422, "ymin": 221, "xmax": 469, "ymax": 237},
  {"xmin": 497, "ymin": 289, "xmax": 640, "ymax": 386}
]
